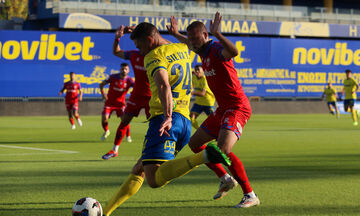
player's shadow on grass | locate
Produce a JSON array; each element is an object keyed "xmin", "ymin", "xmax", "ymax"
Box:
[{"xmin": 245, "ymin": 153, "xmax": 360, "ymax": 181}]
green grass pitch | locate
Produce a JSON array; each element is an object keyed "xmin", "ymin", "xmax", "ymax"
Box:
[{"xmin": 0, "ymin": 114, "xmax": 359, "ymax": 216}]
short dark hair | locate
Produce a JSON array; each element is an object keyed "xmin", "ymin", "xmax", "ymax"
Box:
[
  {"xmin": 194, "ymin": 65, "xmax": 202, "ymax": 69},
  {"xmin": 121, "ymin": 63, "xmax": 129, "ymax": 67},
  {"xmin": 187, "ymin": 21, "xmax": 207, "ymax": 32},
  {"xmin": 130, "ymin": 22, "xmax": 159, "ymax": 41},
  {"xmin": 69, "ymin": 72, "xmax": 75, "ymax": 75},
  {"xmin": 345, "ymin": 69, "xmax": 352, "ymax": 73}
]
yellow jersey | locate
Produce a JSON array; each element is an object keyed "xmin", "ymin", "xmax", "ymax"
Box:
[
  {"xmin": 323, "ymin": 87, "xmax": 337, "ymax": 102},
  {"xmin": 192, "ymin": 74, "xmax": 215, "ymax": 106},
  {"xmin": 144, "ymin": 43, "xmax": 192, "ymax": 119},
  {"xmin": 343, "ymin": 77, "xmax": 358, "ymax": 99}
]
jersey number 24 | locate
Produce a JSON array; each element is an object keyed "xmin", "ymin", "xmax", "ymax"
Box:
[{"xmin": 170, "ymin": 62, "xmax": 191, "ymax": 98}]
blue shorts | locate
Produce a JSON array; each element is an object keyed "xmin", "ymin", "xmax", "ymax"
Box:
[
  {"xmin": 344, "ymin": 99, "xmax": 356, "ymax": 109},
  {"xmin": 141, "ymin": 112, "xmax": 191, "ymax": 165},
  {"xmin": 190, "ymin": 103, "xmax": 215, "ymax": 116},
  {"xmin": 327, "ymin": 102, "xmax": 336, "ymax": 107}
]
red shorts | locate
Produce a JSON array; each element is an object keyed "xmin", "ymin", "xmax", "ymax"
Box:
[
  {"xmin": 66, "ymin": 102, "xmax": 78, "ymax": 111},
  {"xmin": 201, "ymin": 108, "xmax": 251, "ymax": 139},
  {"xmin": 125, "ymin": 95, "xmax": 151, "ymax": 118},
  {"xmin": 102, "ymin": 105, "xmax": 125, "ymax": 118}
]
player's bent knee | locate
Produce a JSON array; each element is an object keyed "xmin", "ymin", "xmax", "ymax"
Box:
[{"xmin": 147, "ymin": 181, "xmax": 160, "ymax": 188}]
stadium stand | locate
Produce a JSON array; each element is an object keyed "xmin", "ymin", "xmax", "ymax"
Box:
[{"xmin": 45, "ymin": 0, "xmax": 360, "ymax": 24}]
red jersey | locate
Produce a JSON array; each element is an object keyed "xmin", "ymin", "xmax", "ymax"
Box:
[
  {"xmin": 105, "ymin": 74, "xmax": 134, "ymax": 107},
  {"xmin": 199, "ymin": 40, "xmax": 251, "ymax": 116},
  {"xmin": 63, "ymin": 81, "xmax": 81, "ymax": 104},
  {"xmin": 124, "ymin": 50, "xmax": 151, "ymax": 98}
]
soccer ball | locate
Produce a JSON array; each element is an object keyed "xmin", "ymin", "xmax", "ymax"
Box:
[{"xmin": 72, "ymin": 197, "xmax": 103, "ymax": 216}]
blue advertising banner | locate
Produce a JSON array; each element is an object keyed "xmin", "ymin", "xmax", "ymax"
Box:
[
  {"xmin": 59, "ymin": 13, "xmax": 280, "ymax": 35},
  {"xmin": 1, "ymin": 30, "xmax": 360, "ymax": 98},
  {"xmin": 59, "ymin": 13, "xmax": 360, "ymax": 39}
]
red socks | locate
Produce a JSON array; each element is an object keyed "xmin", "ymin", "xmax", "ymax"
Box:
[
  {"xmin": 69, "ymin": 117, "xmax": 74, "ymax": 125},
  {"xmin": 126, "ymin": 126, "xmax": 130, "ymax": 137},
  {"xmin": 227, "ymin": 152, "xmax": 252, "ymax": 194},
  {"xmin": 192, "ymin": 145, "xmax": 253, "ymax": 194},
  {"xmin": 114, "ymin": 122, "xmax": 129, "ymax": 146},
  {"xmin": 102, "ymin": 121, "xmax": 109, "ymax": 132},
  {"xmin": 191, "ymin": 145, "xmax": 227, "ymax": 178}
]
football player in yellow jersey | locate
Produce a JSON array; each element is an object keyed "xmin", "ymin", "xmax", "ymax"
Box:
[
  {"xmin": 321, "ymin": 82, "xmax": 339, "ymax": 118},
  {"xmin": 342, "ymin": 69, "xmax": 359, "ymax": 126},
  {"xmin": 190, "ymin": 65, "xmax": 216, "ymax": 129},
  {"xmin": 102, "ymin": 23, "xmax": 230, "ymax": 216}
]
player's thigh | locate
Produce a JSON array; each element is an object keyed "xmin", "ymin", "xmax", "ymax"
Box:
[
  {"xmin": 218, "ymin": 109, "xmax": 249, "ymax": 153},
  {"xmin": 67, "ymin": 110, "xmax": 72, "ymax": 117},
  {"xmin": 141, "ymin": 115, "xmax": 177, "ymax": 162},
  {"xmin": 217, "ymin": 128, "xmax": 238, "ymax": 154},
  {"xmin": 102, "ymin": 106, "xmax": 112, "ymax": 120},
  {"xmin": 125, "ymin": 101, "xmax": 141, "ymax": 117},
  {"xmin": 143, "ymin": 163, "xmax": 161, "ymax": 188},
  {"xmin": 142, "ymin": 113, "xmax": 189, "ymax": 162},
  {"xmin": 121, "ymin": 113, "xmax": 134, "ymax": 125},
  {"xmin": 188, "ymin": 128, "xmax": 214, "ymax": 150}
]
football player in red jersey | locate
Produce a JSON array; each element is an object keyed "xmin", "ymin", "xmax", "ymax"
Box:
[
  {"xmin": 100, "ymin": 63, "xmax": 134, "ymax": 158},
  {"xmin": 59, "ymin": 72, "xmax": 83, "ymax": 130},
  {"xmin": 167, "ymin": 12, "xmax": 260, "ymax": 208},
  {"xmin": 101, "ymin": 25, "xmax": 152, "ymax": 160}
]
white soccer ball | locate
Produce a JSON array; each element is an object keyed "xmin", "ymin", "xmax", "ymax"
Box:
[{"xmin": 72, "ymin": 197, "xmax": 103, "ymax": 216}]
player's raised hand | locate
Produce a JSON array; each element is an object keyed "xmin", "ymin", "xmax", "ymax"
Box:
[
  {"xmin": 124, "ymin": 25, "xmax": 136, "ymax": 33},
  {"xmin": 210, "ymin": 12, "xmax": 222, "ymax": 36},
  {"xmin": 115, "ymin": 25, "xmax": 125, "ymax": 39},
  {"xmin": 159, "ymin": 117, "xmax": 172, "ymax": 137},
  {"xmin": 166, "ymin": 16, "xmax": 179, "ymax": 36}
]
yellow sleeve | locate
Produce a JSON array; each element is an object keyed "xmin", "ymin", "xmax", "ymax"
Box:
[{"xmin": 144, "ymin": 52, "xmax": 167, "ymax": 78}]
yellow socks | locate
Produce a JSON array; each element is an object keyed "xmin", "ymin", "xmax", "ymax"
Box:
[
  {"xmin": 352, "ymin": 109, "xmax": 358, "ymax": 123},
  {"xmin": 103, "ymin": 174, "xmax": 144, "ymax": 216},
  {"xmin": 155, "ymin": 152, "xmax": 205, "ymax": 187},
  {"xmin": 191, "ymin": 117, "xmax": 199, "ymax": 129},
  {"xmin": 336, "ymin": 110, "xmax": 340, "ymax": 118}
]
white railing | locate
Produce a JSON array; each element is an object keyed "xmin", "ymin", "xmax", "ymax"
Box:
[{"xmin": 47, "ymin": 0, "xmax": 360, "ymax": 24}]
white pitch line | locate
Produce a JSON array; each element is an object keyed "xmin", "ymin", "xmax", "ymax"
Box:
[{"xmin": 0, "ymin": 144, "xmax": 78, "ymax": 154}]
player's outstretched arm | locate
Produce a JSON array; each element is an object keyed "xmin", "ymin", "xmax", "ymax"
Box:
[
  {"xmin": 154, "ymin": 69, "xmax": 173, "ymax": 137},
  {"xmin": 210, "ymin": 12, "xmax": 238, "ymax": 59},
  {"xmin": 59, "ymin": 86, "xmax": 65, "ymax": 96},
  {"xmin": 99, "ymin": 80, "xmax": 109, "ymax": 100},
  {"xmin": 113, "ymin": 25, "xmax": 128, "ymax": 59},
  {"xmin": 79, "ymin": 89, "xmax": 83, "ymax": 101},
  {"xmin": 166, "ymin": 16, "xmax": 190, "ymax": 47},
  {"xmin": 355, "ymin": 82, "xmax": 359, "ymax": 93},
  {"xmin": 320, "ymin": 91, "xmax": 325, "ymax": 100},
  {"xmin": 192, "ymin": 89, "xmax": 206, "ymax": 97}
]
